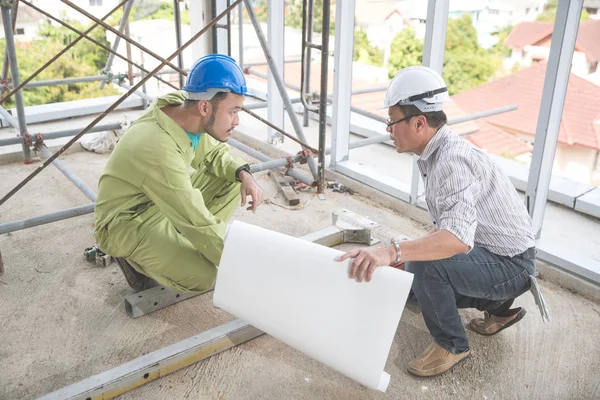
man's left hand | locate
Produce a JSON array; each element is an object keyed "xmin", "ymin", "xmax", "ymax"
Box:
[
  {"xmin": 336, "ymin": 246, "xmax": 396, "ymax": 283},
  {"xmin": 240, "ymin": 171, "xmax": 263, "ymax": 213}
]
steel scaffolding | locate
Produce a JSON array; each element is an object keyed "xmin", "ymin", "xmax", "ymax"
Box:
[{"xmin": 0, "ymin": 0, "xmax": 532, "ymax": 273}]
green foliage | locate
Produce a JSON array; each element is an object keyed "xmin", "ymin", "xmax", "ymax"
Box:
[
  {"xmin": 37, "ymin": 19, "xmax": 111, "ymax": 70},
  {"xmin": 285, "ymin": 0, "xmax": 335, "ymax": 34},
  {"xmin": 491, "ymin": 24, "xmax": 513, "ymax": 58},
  {"xmin": 387, "ymin": 13, "xmax": 498, "ymax": 95},
  {"xmin": 353, "ymin": 28, "xmax": 384, "ymax": 66},
  {"xmin": 536, "ymin": 2, "xmax": 589, "ymax": 21},
  {"xmin": 0, "ymin": 22, "xmax": 119, "ymax": 108},
  {"xmin": 140, "ymin": 2, "xmax": 190, "ymax": 25},
  {"xmin": 387, "ymin": 28, "xmax": 423, "ymax": 74}
]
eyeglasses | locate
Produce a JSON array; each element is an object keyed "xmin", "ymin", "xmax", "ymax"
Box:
[{"xmin": 386, "ymin": 114, "xmax": 422, "ymax": 128}]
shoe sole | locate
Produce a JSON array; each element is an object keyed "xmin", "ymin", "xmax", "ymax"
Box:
[
  {"xmin": 470, "ymin": 308, "xmax": 527, "ymax": 336},
  {"xmin": 407, "ymin": 352, "xmax": 471, "ymax": 378}
]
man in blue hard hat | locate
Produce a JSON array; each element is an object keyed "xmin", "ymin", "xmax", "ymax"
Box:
[{"xmin": 94, "ymin": 54, "xmax": 263, "ymax": 293}]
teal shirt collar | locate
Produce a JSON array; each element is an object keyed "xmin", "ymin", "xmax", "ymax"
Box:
[{"xmin": 186, "ymin": 132, "xmax": 201, "ymax": 151}]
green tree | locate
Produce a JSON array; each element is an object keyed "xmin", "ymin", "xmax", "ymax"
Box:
[
  {"xmin": 285, "ymin": 0, "xmax": 335, "ymax": 33},
  {"xmin": 37, "ymin": 18, "xmax": 111, "ymax": 70},
  {"xmin": 0, "ymin": 27, "xmax": 119, "ymax": 108},
  {"xmin": 491, "ymin": 24, "xmax": 513, "ymax": 58},
  {"xmin": 353, "ymin": 28, "xmax": 384, "ymax": 66},
  {"xmin": 387, "ymin": 13, "xmax": 498, "ymax": 95},
  {"xmin": 537, "ymin": 0, "xmax": 589, "ymax": 21},
  {"xmin": 387, "ymin": 27, "xmax": 423, "ymax": 74}
]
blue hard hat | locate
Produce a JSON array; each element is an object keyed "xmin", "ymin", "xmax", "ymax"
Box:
[{"xmin": 183, "ymin": 54, "xmax": 247, "ymax": 100}]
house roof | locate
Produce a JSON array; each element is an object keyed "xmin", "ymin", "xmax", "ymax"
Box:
[
  {"xmin": 247, "ymin": 60, "xmax": 532, "ymax": 157},
  {"xmin": 451, "ymin": 61, "xmax": 600, "ymax": 151},
  {"xmin": 505, "ymin": 20, "xmax": 600, "ymax": 62},
  {"xmin": 354, "ymin": 0, "xmax": 408, "ymax": 25}
]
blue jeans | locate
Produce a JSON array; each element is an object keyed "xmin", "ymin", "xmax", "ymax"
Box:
[{"xmin": 405, "ymin": 247, "xmax": 535, "ymax": 354}]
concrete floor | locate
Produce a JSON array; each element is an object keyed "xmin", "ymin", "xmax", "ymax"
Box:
[{"xmin": 1, "ymin": 144, "xmax": 600, "ymax": 400}]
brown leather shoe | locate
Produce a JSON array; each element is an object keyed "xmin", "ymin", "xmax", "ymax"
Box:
[
  {"xmin": 115, "ymin": 257, "xmax": 158, "ymax": 292},
  {"xmin": 407, "ymin": 342, "xmax": 470, "ymax": 377},
  {"xmin": 469, "ymin": 307, "xmax": 526, "ymax": 336}
]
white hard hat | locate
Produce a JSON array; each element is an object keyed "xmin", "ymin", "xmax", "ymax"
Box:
[{"xmin": 382, "ymin": 66, "xmax": 450, "ymax": 112}]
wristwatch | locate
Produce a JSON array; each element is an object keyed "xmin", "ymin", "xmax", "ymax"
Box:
[
  {"xmin": 390, "ymin": 238, "xmax": 402, "ymax": 264},
  {"xmin": 235, "ymin": 165, "xmax": 251, "ymax": 182}
]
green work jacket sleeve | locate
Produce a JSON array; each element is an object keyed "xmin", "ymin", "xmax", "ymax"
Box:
[
  {"xmin": 141, "ymin": 138, "xmax": 226, "ymax": 266},
  {"xmin": 192, "ymin": 134, "xmax": 248, "ymax": 182}
]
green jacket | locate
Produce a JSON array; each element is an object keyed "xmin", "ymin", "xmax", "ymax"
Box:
[{"xmin": 94, "ymin": 92, "xmax": 245, "ymax": 265}]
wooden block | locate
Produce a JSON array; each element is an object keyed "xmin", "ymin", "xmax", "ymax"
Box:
[{"xmin": 269, "ymin": 169, "xmax": 300, "ymax": 206}]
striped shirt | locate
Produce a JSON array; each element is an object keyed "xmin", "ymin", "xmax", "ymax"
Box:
[{"xmin": 417, "ymin": 124, "xmax": 535, "ymax": 257}]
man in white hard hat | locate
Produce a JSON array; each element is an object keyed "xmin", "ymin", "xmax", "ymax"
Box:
[{"xmin": 339, "ymin": 66, "xmax": 541, "ymax": 377}]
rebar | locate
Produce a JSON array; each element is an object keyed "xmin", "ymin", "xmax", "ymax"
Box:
[
  {"xmin": 100, "ymin": 0, "xmax": 134, "ymax": 90},
  {"xmin": 0, "ymin": 0, "xmax": 243, "ymax": 207},
  {"xmin": 243, "ymin": 0, "xmax": 319, "ymax": 180},
  {"xmin": 20, "ymin": 0, "xmax": 179, "ymax": 91},
  {"xmin": 0, "ymin": 0, "xmax": 130, "ymax": 106},
  {"xmin": 242, "ymin": 107, "xmax": 317, "ymax": 153},
  {"xmin": 61, "ymin": 0, "xmax": 186, "ymax": 76}
]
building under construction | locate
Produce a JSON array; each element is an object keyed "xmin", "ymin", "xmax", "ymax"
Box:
[{"xmin": 0, "ymin": 0, "xmax": 599, "ymax": 399}]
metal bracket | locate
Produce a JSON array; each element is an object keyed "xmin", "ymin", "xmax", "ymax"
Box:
[{"xmin": 124, "ymin": 208, "xmax": 380, "ymax": 318}]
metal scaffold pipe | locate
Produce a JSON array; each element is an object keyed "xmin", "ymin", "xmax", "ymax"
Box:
[
  {"xmin": 61, "ymin": 0, "xmax": 186, "ymax": 76},
  {"xmin": 1, "ymin": 4, "xmax": 31, "ymax": 162},
  {"xmin": 1, "ymin": 0, "xmax": 130, "ymax": 106},
  {"xmin": 243, "ymin": 0, "xmax": 319, "ymax": 180},
  {"xmin": 0, "ymin": 122, "xmax": 123, "ymax": 146},
  {"xmin": 37, "ymin": 145, "xmax": 97, "ymax": 202},
  {"xmin": 100, "ymin": 0, "xmax": 135, "ymax": 90},
  {"xmin": 0, "ymin": 0, "xmax": 243, "ymax": 207},
  {"xmin": 20, "ymin": 0, "xmax": 179, "ymax": 91},
  {"xmin": 0, "ymin": 204, "xmax": 95, "ymax": 235}
]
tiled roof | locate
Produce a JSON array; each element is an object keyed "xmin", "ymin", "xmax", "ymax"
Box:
[
  {"xmin": 505, "ymin": 20, "xmax": 600, "ymax": 62},
  {"xmin": 504, "ymin": 21, "xmax": 553, "ymax": 48},
  {"xmin": 247, "ymin": 60, "xmax": 532, "ymax": 157},
  {"xmin": 452, "ymin": 61, "xmax": 600, "ymax": 151}
]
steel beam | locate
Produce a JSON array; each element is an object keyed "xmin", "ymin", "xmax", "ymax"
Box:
[
  {"xmin": 266, "ymin": 0, "xmax": 285, "ymax": 144},
  {"xmin": 525, "ymin": 0, "xmax": 583, "ymax": 240},
  {"xmin": 330, "ymin": 0, "xmax": 355, "ymax": 169}
]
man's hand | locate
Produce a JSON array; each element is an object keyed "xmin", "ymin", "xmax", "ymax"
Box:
[
  {"xmin": 240, "ymin": 171, "xmax": 263, "ymax": 213},
  {"xmin": 336, "ymin": 245, "xmax": 397, "ymax": 283}
]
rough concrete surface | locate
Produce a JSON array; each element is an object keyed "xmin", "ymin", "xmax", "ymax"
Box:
[{"xmin": 1, "ymin": 148, "xmax": 599, "ymax": 400}]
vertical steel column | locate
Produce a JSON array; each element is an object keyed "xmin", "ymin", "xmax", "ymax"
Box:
[
  {"xmin": 267, "ymin": 0, "xmax": 284, "ymax": 144},
  {"xmin": 1, "ymin": 3, "xmax": 30, "ymax": 163},
  {"xmin": 302, "ymin": 0, "xmax": 314, "ymax": 127},
  {"xmin": 189, "ymin": 0, "xmax": 212, "ymax": 59},
  {"xmin": 173, "ymin": 0, "xmax": 185, "ymax": 87},
  {"xmin": 330, "ymin": 0, "xmax": 354, "ymax": 169},
  {"xmin": 409, "ymin": 0, "xmax": 449, "ymax": 204},
  {"xmin": 237, "ymin": 2, "xmax": 243, "ymax": 67},
  {"xmin": 214, "ymin": 0, "xmax": 229, "ymax": 54},
  {"xmin": 243, "ymin": 0, "xmax": 319, "ymax": 179},
  {"xmin": 100, "ymin": 0, "xmax": 134, "ymax": 89},
  {"xmin": 1, "ymin": 0, "xmax": 17, "ymax": 94},
  {"xmin": 316, "ymin": 0, "xmax": 331, "ymax": 195},
  {"xmin": 526, "ymin": 0, "xmax": 583, "ymax": 240}
]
